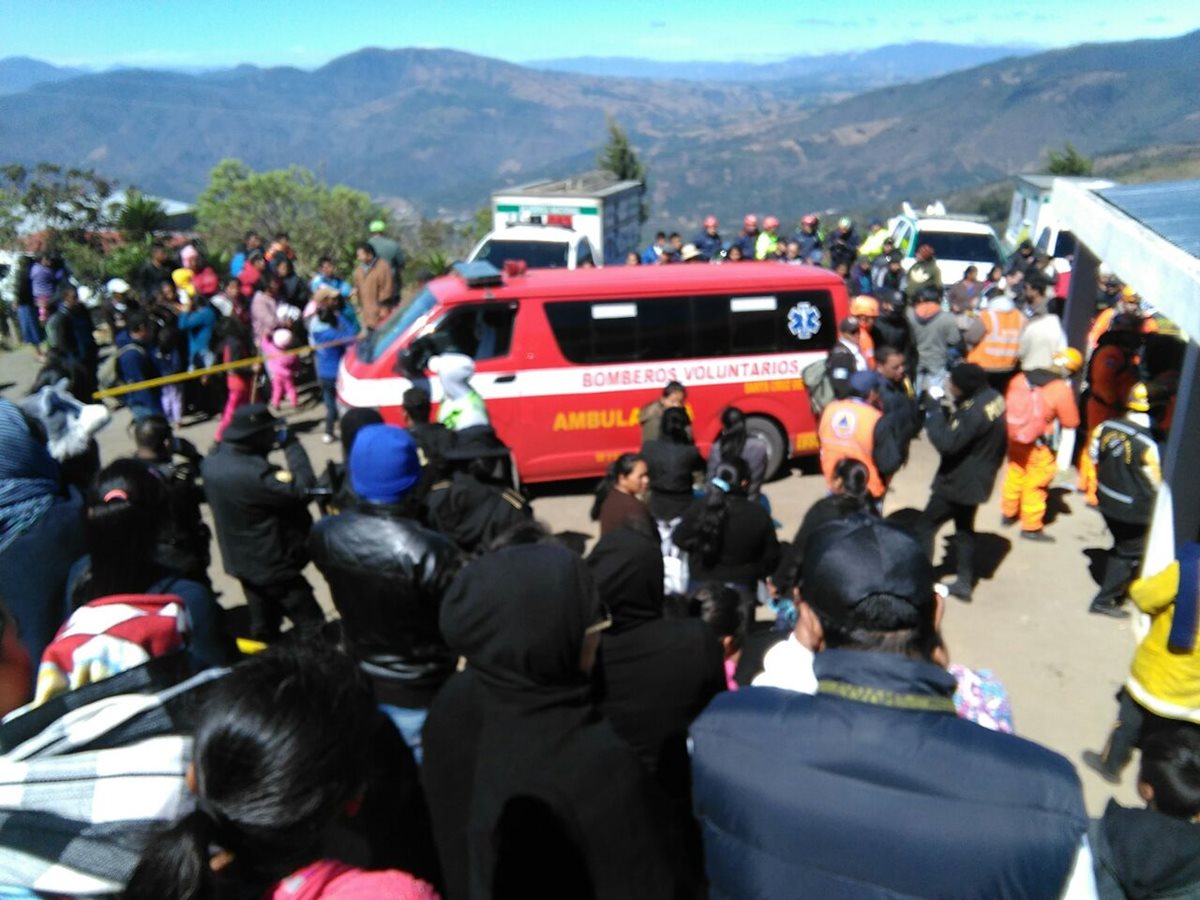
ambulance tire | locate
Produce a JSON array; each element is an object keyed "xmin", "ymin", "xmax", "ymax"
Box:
[{"xmin": 745, "ymin": 415, "xmax": 787, "ymax": 482}]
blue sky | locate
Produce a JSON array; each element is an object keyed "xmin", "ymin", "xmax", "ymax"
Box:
[{"xmin": 6, "ymin": 0, "xmax": 1200, "ymax": 68}]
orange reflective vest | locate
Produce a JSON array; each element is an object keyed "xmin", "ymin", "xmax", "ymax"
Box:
[
  {"xmin": 858, "ymin": 330, "xmax": 876, "ymax": 370},
  {"xmin": 818, "ymin": 399, "xmax": 886, "ymax": 498},
  {"xmin": 966, "ymin": 309, "xmax": 1023, "ymax": 372}
]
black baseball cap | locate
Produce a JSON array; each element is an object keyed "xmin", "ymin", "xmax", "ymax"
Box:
[{"xmin": 801, "ymin": 515, "xmax": 934, "ymax": 631}]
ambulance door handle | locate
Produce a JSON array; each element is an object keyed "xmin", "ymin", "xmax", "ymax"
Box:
[{"xmin": 494, "ymin": 374, "xmax": 516, "ymax": 384}]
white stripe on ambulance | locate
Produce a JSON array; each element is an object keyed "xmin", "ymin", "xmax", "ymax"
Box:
[{"xmin": 337, "ymin": 351, "xmax": 826, "ymax": 410}]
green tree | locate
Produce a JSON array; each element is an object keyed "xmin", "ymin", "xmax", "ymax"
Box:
[
  {"xmin": 1045, "ymin": 142, "xmax": 1094, "ymax": 176},
  {"xmin": 597, "ymin": 118, "xmax": 649, "ymax": 223},
  {"xmin": 116, "ymin": 189, "xmax": 167, "ymax": 242},
  {"xmin": 0, "ymin": 163, "xmax": 116, "ymax": 287},
  {"xmin": 1, "ymin": 163, "xmax": 115, "ymax": 247},
  {"xmin": 195, "ymin": 159, "xmax": 385, "ymax": 273}
]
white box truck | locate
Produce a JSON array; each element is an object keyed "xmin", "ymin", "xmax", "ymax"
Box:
[
  {"xmin": 468, "ymin": 171, "xmax": 644, "ymax": 269},
  {"xmin": 1004, "ymin": 175, "xmax": 1115, "ymax": 257}
]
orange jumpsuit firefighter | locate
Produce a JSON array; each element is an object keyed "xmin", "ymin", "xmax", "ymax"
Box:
[{"xmin": 1001, "ymin": 348, "xmax": 1082, "ymax": 538}]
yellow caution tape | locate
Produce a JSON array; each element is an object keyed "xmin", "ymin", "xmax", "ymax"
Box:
[{"xmin": 91, "ymin": 335, "xmax": 357, "ymax": 400}]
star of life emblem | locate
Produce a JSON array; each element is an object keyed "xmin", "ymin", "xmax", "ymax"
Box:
[{"xmin": 787, "ymin": 301, "xmax": 822, "ymax": 340}]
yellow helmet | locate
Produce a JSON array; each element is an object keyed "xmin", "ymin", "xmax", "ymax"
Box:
[
  {"xmin": 849, "ymin": 295, "xmax": 879, "ymax": 317},
  {"xmin": 1052, "ymin": 347, "xmax": 1083, "ymax": 374},
  {"xmin": 1126, "ymin": 382, "xmax": 1151, "ymax": 413}
]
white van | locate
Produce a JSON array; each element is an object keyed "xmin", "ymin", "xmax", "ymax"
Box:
[{"xmin": 468, "ymin": 224, "xmax": 598, "ymax": 270}]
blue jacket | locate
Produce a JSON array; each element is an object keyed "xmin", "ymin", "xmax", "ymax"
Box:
[
  {"xmin": 693, "ymin": 231, "xmax": 723, "ymax": 261},
  {"xmin": 115, "ymin": 333, "xmax": 160, "ymax": 410},
  {"xmin": 176, "ymin": 306, "xmax": 217, "ymax": 364},
  {"xmin": 733, "ymin": 232, "xmax": 757, "ymax": 260},
  {"xmin": 691, "ymin": 649, "xmax": 1088, "ymax": 899},
  {"xmin": 309, "ymin": 312, "xmax": 358, "ymax": 381},
  {"xmin": 309, "ymin": 273, "xmax": 352, "ymax": 298}
]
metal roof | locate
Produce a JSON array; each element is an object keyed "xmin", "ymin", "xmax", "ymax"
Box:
[
  {"xmin": 1052, "ymin": 177, "xmax": 1200, "ymax": 341},
  {"xmin": 496, "ymin": 170, "xmax": 642, "ymax": 199},
  {"xmin": 1097, "ymin": 181, "xmax": 1200, "ymax": 259}
]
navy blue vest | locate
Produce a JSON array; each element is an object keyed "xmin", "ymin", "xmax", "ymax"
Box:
[
  {"xmin": 691, "ymin": 650, "xmax": 1087, "ymax": 899},
  {"xmin": 1095, "ymin": 418, "xmax": 1159, "ymax": 525}
]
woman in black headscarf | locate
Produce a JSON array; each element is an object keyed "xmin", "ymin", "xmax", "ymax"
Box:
[
  {"xmin": 586, "ymin": 521, "xmax": 725, "ymax": 790},
  {"xmin": 640, "ymin": 406, "xmax": 704, "ymax": 522},
  {"xmin": 421, "ymin": 543, "xmax": 688, "ymax": 900}
]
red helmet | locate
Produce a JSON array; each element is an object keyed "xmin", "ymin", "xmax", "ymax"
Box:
[
  {"xmin": 704, "ymin": 215, "xmax": 718, "ymax": 229},
  {"xmin": 801, "ymin": 214, "xmax": 818, "ymax": 227},
  {"xmin": 743, "ymin": 214, "xmax": 758, "ymax": 228},
  {"xmin": 764, "ymin": 216, "xmax": 779, "ymax": 230}
]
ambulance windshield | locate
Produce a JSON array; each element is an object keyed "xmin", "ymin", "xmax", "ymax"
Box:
[{"xmin": 357, "ymin": 287, "xmax": 437, "ymax": 363}]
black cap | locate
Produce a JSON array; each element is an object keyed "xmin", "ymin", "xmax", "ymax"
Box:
[
  {"xmin": 801, "ymin": 515, "xmax": 934, "ymax": 630},
  {"xmin": 949, "ymin": 362, "xmax": 988, "ymax": 396},
  {"xmin": 221, "ymin": 403, "xmax": 280, "ymax": 443}
]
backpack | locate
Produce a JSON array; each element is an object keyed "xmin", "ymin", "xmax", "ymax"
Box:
[
  {"xmin": 97, "ymin": 343, "xmax": 143, "ymax": 392},
  {"xmin": 802, "ymin": 357, "xmax": 835, "ymax": 417},
  {"xmin": 1005, "ymin": 375, "xmax": 1046, "ymax": 444}
]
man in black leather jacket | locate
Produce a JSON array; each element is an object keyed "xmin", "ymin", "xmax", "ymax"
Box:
[
  {"xmin": 202, "ymin": 403, "xmax": 325, "ymax": 641},
  {"xmin": 309, "ymin": 423, "xmax": 461, "ymax": 758}
]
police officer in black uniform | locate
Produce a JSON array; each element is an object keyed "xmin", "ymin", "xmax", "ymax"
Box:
[
  {"xmin": 201, "ymin": 404, "xmax": 325, "ymax": 641},
  {"xmin": 914, "ymin": 363, "xmax": 1008, "ymax": 602},
  {"xmin": 133, "ymin": 415, "xmax": 211, "ymax": 587},
  {"xmin": 425, "ymin": 425, "xmax": 532, "ymax": 555}
]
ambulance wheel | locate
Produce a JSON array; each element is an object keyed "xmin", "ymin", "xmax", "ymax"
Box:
[{"xmin": 745, "ymin": 415, "xmax": 787, "ymax": 482}]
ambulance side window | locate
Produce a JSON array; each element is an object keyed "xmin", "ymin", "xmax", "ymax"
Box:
[{"xmin": 433, "ymin": 304, "xmax": 516, "ymax": 360}]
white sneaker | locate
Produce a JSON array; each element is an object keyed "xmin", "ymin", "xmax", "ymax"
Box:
[{"xmin": 322, "ymin": 433, "xmax": 335, "ymax": 444}]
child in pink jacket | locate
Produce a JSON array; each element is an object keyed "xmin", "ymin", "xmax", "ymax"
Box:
[{"xmin": 263, "ymin": 327, "xmax": 300, "ymax": 410}]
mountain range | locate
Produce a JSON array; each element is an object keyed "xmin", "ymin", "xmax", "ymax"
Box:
[
  {"xmin": 0, "ymin": 31, "xmax": 1196, "ymax": 232},
  {"xmin": 528, "ymin": 43, "xmax": 1033, "ymax": 89}
]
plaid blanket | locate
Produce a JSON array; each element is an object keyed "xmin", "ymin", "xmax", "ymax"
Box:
[{"xmin": 0, "ymin": 663, "xmax": 227, "ymax": 897}]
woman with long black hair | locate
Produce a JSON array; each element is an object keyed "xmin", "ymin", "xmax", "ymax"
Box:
[
  {"xmin": 124, "ymin": 641, "xmax": 439, "ymax": 899},
  {"xmin": 705, "ymin": 407, "xmax": 769, "ymax": 499},
  {"xmin": 672, "ymin": 457, "xmax": 780, "ymax": 615},
  {"xmin": 54, "ymin": 460, "xmax": 238, "ymax": 690},
  {"xmin": 590, "ymin": 451, "xmax": 654, "ymax": 536},
  {"xmin": 640, "ymin": 406, "xmax": 704, "ymax": 522}
]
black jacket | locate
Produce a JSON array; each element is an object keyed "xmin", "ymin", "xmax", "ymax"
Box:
[
  {"xmin": 641, "ymin": 439, "xmax": 703, "ymax": 520},
  {"xmin": 879, "ymin": 377, "xmax": 922, "ymax": 465},
  {"xmin": 201, "ymin": 439, "xmax": 315, "ymax": 584},
  {"xmin": 1091, "ymin": 799, "xmax": 1200, "ymax": 900},
  {"xmin": 309, "ymin": 503, "xmax": 461, "ymax": 708},
  {"xmin": 673, "ymin": 493, "xmax": 781, "ymax": 587},
  {"xmin": 425, "ymin": 472, "xmax": 532, "ymax": 554},
  {"xmin": 924, "ymin": 386, "xmax": 1008, "ymax": 506},
  {"xmin": 146, "ymin": 451, "xmax": 211, "ymax": 585},
  {"xmin": 586, "ymin": 528, "xmax": 726, "ymax": 793}
]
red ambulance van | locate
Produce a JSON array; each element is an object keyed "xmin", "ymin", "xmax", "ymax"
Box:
[{"xmin": 337, "ymin": 262, "xmax": 849, "ymax": 485}]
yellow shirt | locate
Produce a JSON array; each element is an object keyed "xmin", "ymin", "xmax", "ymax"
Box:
[{"xmin": 1127, "ymin": 562, "xmax": 1200, "ymax": 722}]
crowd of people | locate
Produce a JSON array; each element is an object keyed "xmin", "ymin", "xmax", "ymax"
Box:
[
  {"xmin": 3, "ymin": 220, "xmax": 409, "ymax": 448},
  {"xmin": 0, "ymin": 213, "xmax": 1197, "ymax": 899}
]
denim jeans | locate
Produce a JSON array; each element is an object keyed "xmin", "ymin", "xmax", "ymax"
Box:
[
  {"xmin": 915, "ymin": 368, "xmax": 947, "ymax": 397},
  {"xmin": 319, "ymin": 377, "xmax": 338, "ymax": 436},
  {"xmin": 379, "ymin": 703, "xmax": 428, "ymax": 764}
]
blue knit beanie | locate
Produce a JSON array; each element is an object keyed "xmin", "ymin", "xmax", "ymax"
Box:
[{"xmin": 350, "ymin": 424, "xmax": 421, "ymax": 504}]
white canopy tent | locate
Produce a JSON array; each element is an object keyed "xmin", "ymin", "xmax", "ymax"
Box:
[{"xmin": 1055, "ymin": 177, "xmax": 1200, "ymax": 555}]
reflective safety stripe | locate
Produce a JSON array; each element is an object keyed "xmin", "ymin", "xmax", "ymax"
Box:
[
  {"xmin": 967, "ymin": 310, "xmax": 1023, "ymax": 370},
  {"xmin": 817, "ymin": 679, "xmax": 957, "ymax": 713}
]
